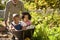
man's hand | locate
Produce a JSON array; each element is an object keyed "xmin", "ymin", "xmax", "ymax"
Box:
[{"xmin": 5, "ymin": 20, "xmax": 8, "ymax": 27}]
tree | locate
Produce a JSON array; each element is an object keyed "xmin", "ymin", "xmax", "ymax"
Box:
[{"xmin": 0, "ymin": 0, "xmax": 1, "ymax": 4}]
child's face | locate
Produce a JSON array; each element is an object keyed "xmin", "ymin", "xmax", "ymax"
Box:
[
  {"xmin": 13, "ymin": 16, "xmax": 20, "ymax": 22},
  {"xmin": 24, "ymin": 15, "xmax": 29, "ymax": 22}
]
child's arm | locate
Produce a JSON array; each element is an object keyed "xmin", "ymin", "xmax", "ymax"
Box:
[
  {"xmin": 27, "ymin": 21, "xmax": 32, "ymax": 26},
  {"xmin": 9, "ymin": 24, "xmax": 17, "ymax": 31},
  {"xmin": 22, "ymin": 26, "xmax": 26, "ymax": 30}
]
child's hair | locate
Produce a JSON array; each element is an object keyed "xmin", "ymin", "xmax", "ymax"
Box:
[
  {"xmin": 13, "ymin": 14, "xmax": 20, "ymax": 18},
  {"xmin": 22, "ymin": 12, "xmax": 31, "ymax": 20}
]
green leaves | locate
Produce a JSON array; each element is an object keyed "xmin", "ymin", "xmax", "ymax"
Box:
[{"xmin": 30, "ymin": 11, "xmax": 60, "ymax": 40}]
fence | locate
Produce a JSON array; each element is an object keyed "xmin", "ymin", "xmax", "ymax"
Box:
[
  {"xmin": 35, "ymin": 8, "xmax": 60, "ymax": 14},
  {"xmin": 0, "ymin": 10, "xmax": 4, "ymax": 18},
  {"xmin": 0, "ymin": 8, "xmax": 60, "ymax": 18}
]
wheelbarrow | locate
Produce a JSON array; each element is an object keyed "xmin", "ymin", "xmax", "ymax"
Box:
[
  {"xmin": 0, "ymin": 26, "xmax": 13, "ymax": 40},
  {"xmin": 12, "ymin": 25, "xmax": 35, "ymax": 40}
]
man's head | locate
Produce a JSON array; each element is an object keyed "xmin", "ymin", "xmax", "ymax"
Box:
[{"xmin": 11, "ymin": 0, "xmax": 19, "ymax": 4}]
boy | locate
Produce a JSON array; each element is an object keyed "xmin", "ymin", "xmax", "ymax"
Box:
[
  {"xmin": 9, "ymin": 14, "xmax": 23, "ymax": 40},
  {"xmin": 9, "ymin": 14, "xmax": 22, "ymax": 31}
]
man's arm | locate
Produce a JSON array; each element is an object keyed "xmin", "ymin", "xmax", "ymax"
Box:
[
  {"xmin": 4, "ymin": 2, "xmax": 10, "ymax": 27},
  {"xmin": 21, "ymin": 2, "xmax": 25, "ymax": 12}
]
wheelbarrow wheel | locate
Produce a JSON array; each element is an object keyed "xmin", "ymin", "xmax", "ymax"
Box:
[
  {"xmin": 12, "ymin": 36, "xmax": 15, "ymax": 40},
  {"xmin": 25, "ymin": 37, "xmax": 31, "ymax": 40}
]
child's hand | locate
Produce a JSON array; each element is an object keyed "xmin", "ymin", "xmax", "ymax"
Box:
[
  {"xmin": 22, "ymin": 26, "xmax": 26, "ymax": 30},
  {"xmin": 11, "ymin": 28, "xmax": 18, "ymax": 31},
  {"xmin": 12, "ymin": 28, "xmax": 15, "ymax": 30}
]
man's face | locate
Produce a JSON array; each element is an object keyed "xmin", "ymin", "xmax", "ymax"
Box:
[{"xmin": 12, "ymin": 0, "xmax": 18, "ymax": 4}]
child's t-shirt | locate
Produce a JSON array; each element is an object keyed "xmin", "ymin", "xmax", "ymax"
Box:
[
  {"xmin": 20, "ymin": 21, "xmax": 27, "ymax": 27},
  {"xmin": 20, "ymin": 20, "xmax": 31, "ymax": 27},
  {"xmin": 25, "ymin": 20, "xmax": 31, "ymax": 26},
  {"xmin": 10, "ymin": 21, "xmax": 22, "ymax": 30}
]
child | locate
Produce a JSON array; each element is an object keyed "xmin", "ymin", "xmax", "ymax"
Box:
[
  {"xmin": 9, "ymin": 14, "xmax": 23, "ymax": 40},
  {"xmin": 21, "ymin": 12, "xmax": 32, "ymax": 40},
  {"xmin": 21, "ymin": 12, "xmax": 32, "ymax": 27},
  {"xmin": 9, "ymin": 14, "xmax": 22, "ymax": 31}
]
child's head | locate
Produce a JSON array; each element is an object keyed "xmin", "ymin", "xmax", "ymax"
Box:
[
  {"xmin": 22, "ymin": 12, "xmax": 31, "ymax": 22},
  {"xmin": 12, "ymin": 14, "xmax": 20, "ymax": 22}
]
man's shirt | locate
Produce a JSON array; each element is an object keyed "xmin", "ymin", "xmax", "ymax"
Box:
[{"xmin": 4, "ymin": 1, "xmax": 25, "ymax": 22}]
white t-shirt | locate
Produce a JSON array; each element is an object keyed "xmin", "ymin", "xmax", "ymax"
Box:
[
  {"xmin": 20, "ymin": 21, "xmax": 27, "ymax": 27},
  {"xmin": 9, "ymin": 21, "xmax": 21, "ymax": 31}
]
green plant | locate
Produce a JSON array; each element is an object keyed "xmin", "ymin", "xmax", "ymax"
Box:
[
  {"xmin": 0, "ymin": 18, "xmax": 4, "ymax": 21},
  {"xmin": 30, "ymin": 11, "xmax": 60, "ymax": 40}
]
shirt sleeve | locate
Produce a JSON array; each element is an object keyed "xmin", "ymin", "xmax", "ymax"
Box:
[
  {"xmin": 4, "ymin": 2, "xmax": 10, "ymax": 21},
  {"xmin": 9, "ymin": 24, "xmax": 16, "ymax": 31},
  {"xmin": 21, "ymin": 21, "xmax": 27, "ymax": 27},
  {"xmin": 21, "ymin": 2, "xmax": 25, "ymax": 12}
]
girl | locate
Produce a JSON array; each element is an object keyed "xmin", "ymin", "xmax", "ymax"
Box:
[
  {"xmin": 21, "ymin": 12, "xmax": 31, "ymax": 27},
  {"xmin": 21, "ymin": 12, "xmax": 32, "ymax": 40}
]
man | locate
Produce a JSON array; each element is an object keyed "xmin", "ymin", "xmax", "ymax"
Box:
[{"xmin": 4, "ymin": 0, "xmax": 25, "ymax": 27}]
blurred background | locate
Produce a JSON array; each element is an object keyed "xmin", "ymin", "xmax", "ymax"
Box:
[{"xmin": 0, "ymin": 0, "xmax": 60, "ymax": 40}]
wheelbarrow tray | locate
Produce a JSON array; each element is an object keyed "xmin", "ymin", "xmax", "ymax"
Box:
[{"xmin": 12, "ymin": 28, "xmax": 35, "ymax": 40}]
